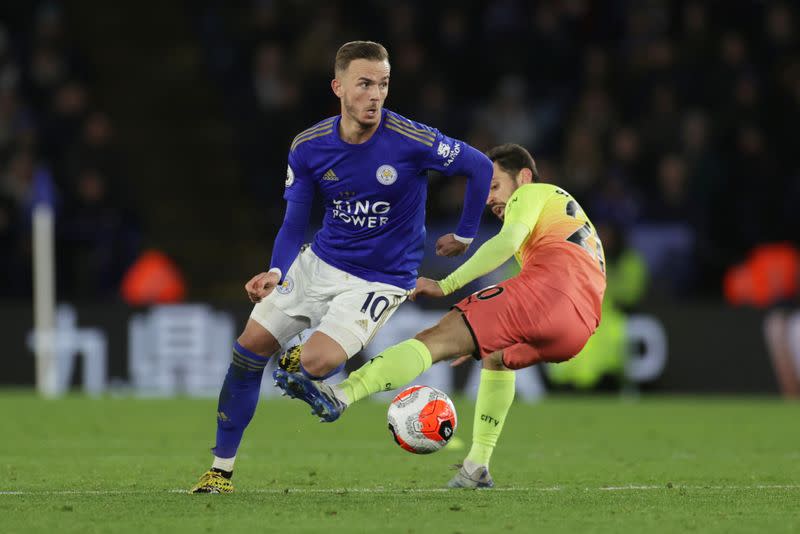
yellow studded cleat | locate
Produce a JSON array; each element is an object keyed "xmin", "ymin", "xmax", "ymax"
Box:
[
  {"xmin": 189, "ymin": 470, "xmax": 234, "ymax": 494},
  {"xmin": 278, "ymin": 345, "xmax": 302, "ymax": 373}
]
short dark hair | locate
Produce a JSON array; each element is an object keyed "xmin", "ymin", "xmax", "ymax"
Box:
[
  {"xmin": 486, "ymin": 143, "xmax": 539, "ymax": 182},
  {"xmin": 335, "ymin": 41, "xmax": 389, "ymax": 74}
]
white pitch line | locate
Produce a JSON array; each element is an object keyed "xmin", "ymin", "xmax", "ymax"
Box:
[
  {"xmin": 1, "ymin": 484, "xmax": 799, "ymax": 496},
  {"xmin": 598, "ymin": 484, "xmax": 800, "ymax": 491}
]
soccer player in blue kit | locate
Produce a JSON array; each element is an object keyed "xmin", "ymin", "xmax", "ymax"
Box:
[{"xmin": 190, "ymin": 41, "xmax": 493, "ymax": 493}]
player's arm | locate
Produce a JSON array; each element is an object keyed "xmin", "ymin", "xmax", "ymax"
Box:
[
  {"xmin": 246, "ymin": 200, "xmax": 311, "ymax": 303},
  {"xmin": 446, "ymin": 143, "xmax": 493, "ymax": 249},
  {"xmin": 412, "ymin": 186, "xmax": 547, "ymax": 299},
  {"xmin": 436, "ymin": 221, "xmax": 530, "ymax": 295},
  {"xmin": 267, "ymin": 200, "xmax": 311, "ymax": 282},
  {"xmin": 245, "ymin": 149, "xmax": 314, "ymax": 302},
  {"xmin": 271, "ymin": 147, "xmax": 315, "ymax": 282},
  {"xmin": 423, "ymin": 134, "xmax": 493, "ymax": 256}
]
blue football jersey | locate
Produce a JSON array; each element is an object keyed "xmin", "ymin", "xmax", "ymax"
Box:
[{"xmin": 284, "ymin": 109, "xmax": 478, "ymax": 289}]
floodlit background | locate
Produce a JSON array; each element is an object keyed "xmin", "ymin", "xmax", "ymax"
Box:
[
  {"xmin": 1, "ymin": 0, "xmax": 798, "ymax": 396},
  {"xmin": 2, "ymin": 2, "xmax": 800, "ymax": 533}
]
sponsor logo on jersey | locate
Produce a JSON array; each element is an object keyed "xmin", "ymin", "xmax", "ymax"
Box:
[
  {"xmin": 443, "ymin": 141, "xmax": 461, "ymax": 168},
  {"xmin": 322, "ymin": 168, "xmax": 339, "ymax": 181},
  {"xmin": 355, "ymin": 319, "xmax": 369, "ymax": 332},
  {"xmin": 285, "ymin": 165, "xmax": 295, "ymax": 187},
  {"xmin": 331, "ymin": 199, "xmax": 391, "ymax": 228},
  {"xmin": 276, "ymin": 276, "xmax": 295, "ymax": 295},
  {"xmin": 376, "ymin": 164, "xmax": 398, "ymax": 185},
  {"xmin": 437, "ymin": 142, "xmax": 451, "ymax": 158}
]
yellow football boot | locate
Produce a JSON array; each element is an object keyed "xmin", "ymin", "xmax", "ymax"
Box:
[{"xmin": 189, "ymin": 470, "xmax": 234, "ymax": 494}]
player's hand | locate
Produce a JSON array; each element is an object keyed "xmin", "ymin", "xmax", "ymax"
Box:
[
  {"xmin": 435, "ymin": 233, "xmax": 469, "ymax": 257},
  {"xmin": 244, "ymin": 271, "xmax": 280, "ymax": 303},
  {"xmin": 409, "ymin": 277, "xmax": 445, "ymax": 301},
  {"xmin": 449, "ymin": 354, "xmax": 473, "ymax": 367}
]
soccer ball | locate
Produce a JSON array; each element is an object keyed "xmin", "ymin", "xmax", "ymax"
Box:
[{"xmin": 387, "ymin": 385, "xmax": 457, "ymax": 454}]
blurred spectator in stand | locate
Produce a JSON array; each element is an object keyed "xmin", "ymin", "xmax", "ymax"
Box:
[
  {"xmin": 433, "ymin": 9, "xmax": 474, "ymax": 96},
  {"xmin": 40, "ymin": 79, "xmax": 88, "ymax": 184},
  {"xmin": 638, "ymin": 84, "xmax": 681, "ymax": 169},
  {"xmin": 0, "ymin": 148, "xmax": 35, "ymax": 206},
  {"xmin": 762, "ymin": 2, "xmax": 797, "ymax": 62},
  {"xmin": 481, "ymin": 76, "xmax": 538, "ymax": 151},
  {"xmin": 729, "ymin": 124, "xmax": 782, "ymax": 251},
  {"xmin": 389, "ymin": 39, "xmax": 426, "ymax": 114},
  {"xmin": 605, "ymin": 126, "xmax": 645, "ymax": 196},
  {"xmin": 677, "ymin": 2, "xmax": 716, "ymax": 106},
  {"xmin": 293, "ymin": 4, "xmax": 341, "ymax": 112},
  {"xmin": 561, "ymin": 125, "xmax": 603, "ymax": 201},
  {"xmin": 633, "ymin": 154, "xmax": 699, "ymax": 296},
  {"xmin": 0, "ymin": 88, "xmax": 37, "ymax": 163},
  {"xmin": 58, "ymin": 167, "xmax": 140, "ymax": 299},
  {"xmin": 680, "ymin": 110, "xmax": 725, "ymax": 287},
  {"xmin": 25, "ymin": 45, "xmax": 69, "ymax": 110},
  {"xmin": 186, "ymin": 1, "xmax": 799, "ymax": 303},
  {"xmin": 65, "ymin": 110, "xmax": 119, "ymax": 179},
  {"xmin": 247, "ymin": 42, "xmax": 300, "ymax": 212},
  {"xmin": 572, "ymin": 86, "xmax": 616, "ymax": 140},
  {"xmin": 0, "ymin": 192, "xmax": 22, "ymax": 296}
]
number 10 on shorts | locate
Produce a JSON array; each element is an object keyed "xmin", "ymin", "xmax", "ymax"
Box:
[{"xmin": 361, "ymin": 292, "xmax": 390, "ymax": 322}]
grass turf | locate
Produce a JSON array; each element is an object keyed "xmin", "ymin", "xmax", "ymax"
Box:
[{"xmin": 2, "ymin": 391, "xmax": 799, "ymax": 533}]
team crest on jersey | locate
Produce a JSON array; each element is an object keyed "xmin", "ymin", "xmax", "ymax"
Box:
[
  {"xmin": 376, "ymin": 164, "xmax": 398, "ymax": 185},
  {"xmin": 285, "ymin": 165, "xmax": 295, "ymax": 187},
  {"xmin": 276, "ymin": 276, "xmax": 294, "ymax": 295}
]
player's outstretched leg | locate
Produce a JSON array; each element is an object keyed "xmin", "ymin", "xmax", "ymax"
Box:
[
  {"xmin": 272, "ymin": 370, "xmax": 348, "ymax": 422},
  {"xmin": 448, "ymin": 356, "xmax": 515, "ymax": 489},
  {"xmin": 274, "ymin": 336, "xmax": 436, "ymax": 421}
]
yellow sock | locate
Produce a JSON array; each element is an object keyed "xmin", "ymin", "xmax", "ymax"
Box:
[
  {"xmin": 338, "ymin": 339, "xmax": 432, "ymax": 403},
  {"xmin": 466, "ymin": 369, "xmax": 515, "ymax": 467}
]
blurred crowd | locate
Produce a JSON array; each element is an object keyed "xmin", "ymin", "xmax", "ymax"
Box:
[
  {"xmin": 2, "ymin": 1, "xmax": 798, "ymax": 303},
  {"xmin": 195, "ymin": 0, "xmax": 799, "ymax": 300},
  {"xmin": 0, "ymin": 2, "xmax": 140, "ymax": 300}
]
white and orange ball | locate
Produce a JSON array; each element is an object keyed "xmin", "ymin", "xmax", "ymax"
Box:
[{"xmin": 387, "ymin": 385, "xmax": 457, "ymax": 454}]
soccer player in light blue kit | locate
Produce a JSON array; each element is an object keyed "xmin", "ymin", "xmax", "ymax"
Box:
[{"xmin": 190, "ymin": 41, "xmax": 493, "ymax": 493}]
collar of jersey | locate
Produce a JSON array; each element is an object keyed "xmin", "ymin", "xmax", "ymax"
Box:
[{"xmin": 332, "ymin": 109, "xmax": 386, "ymax": 149}]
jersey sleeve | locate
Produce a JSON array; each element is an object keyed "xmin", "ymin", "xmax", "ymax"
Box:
[
  {"xmin": 419, "ymin": 131, "xmax": 493, "ymax": 240},
  {"xmin": 420, "ymin": 130, "xmax": 479, "ymax": 177},
  {"xmin": 283, "ymin": 147, "xmax": 315, "ymax": 204},
  {"xmin": 502, "ymin": 184, "xmax": 551, "ymax": 233},
  {"xmin": 268, "ymin": 200, "xmax": 311, "ymax": 283},
  {"xmin": 437, "ymin": 221, "xmax": 530, "ymax": 295}
]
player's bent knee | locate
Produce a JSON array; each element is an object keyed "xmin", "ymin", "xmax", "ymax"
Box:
[
  {"xmin": 237, "ymin": 319, "xmax": 280, "ymax": 357},
  {"xmin": 299, "ymin": 349, "xmax": 346, "ymax": 378},
  {"xmin": 483, "ymin": 352, "xmax": 508, "ymax": 371}
]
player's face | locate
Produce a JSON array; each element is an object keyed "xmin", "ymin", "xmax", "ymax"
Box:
[
  {"xmin": 334, "ymin": 59, "xmax": 390, "ymax": 128},
  {"xmin": 486, "ymin": 163, "xmax": 520, "ymax": 221}
]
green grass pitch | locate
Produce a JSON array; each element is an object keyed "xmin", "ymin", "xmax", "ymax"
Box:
[{"xmin": 2, "ymin": 391, "xmax": 799, "ymax": 533}]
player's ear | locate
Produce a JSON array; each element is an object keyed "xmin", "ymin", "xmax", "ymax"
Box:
[
  {"xmin": 518, "ymin": 168, "xmax": 533, "ymax": 185},
  {"xmin": 331, "ymin": 78, "xmax": 342, "ymax": 98}
]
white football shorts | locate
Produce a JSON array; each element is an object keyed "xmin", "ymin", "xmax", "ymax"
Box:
[{"xmin": 250, "ymin": 246, "xmax": 410, "ymax": 357}]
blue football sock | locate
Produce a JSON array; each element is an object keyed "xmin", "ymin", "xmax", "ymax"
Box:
[
  {"xmin": 213, "ymin": 342, "xmax": 270, "ymax": 459},
  {"xmin": 300, "ymin": 361, "xmax": 345, "ymax": 381}
]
